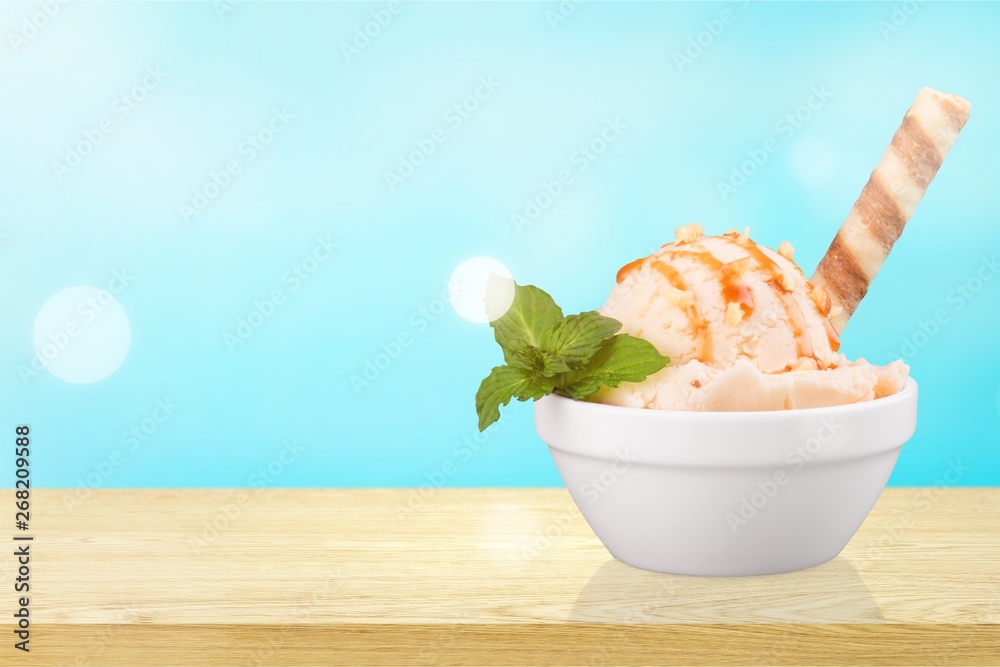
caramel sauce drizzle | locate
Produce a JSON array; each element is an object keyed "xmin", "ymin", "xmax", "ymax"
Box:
[
  {"xmin": 721, "ymin": 233, "xmax": 842, "ymax": 358},
  {"xmin": 722, "ymin": 234, "xmax": 816, "ymax": 360},
  {"xmin": 776, "ymin": 284, "xmax": 814, "ymax": 358},
  {"xmin": 616, "ymin": 255, "xmax": 714, "ymax": 362},
  {"xmin": 822, "ymin": 317, "xmax": 841, "ymax": 352},
  {"xmin": 616, "ymin": 258, "xmax": 646, "ymax": 284},
  {"xmin": 651, "ymin": 260, "xmax": 713, "ymax": 363},
  {"xmin": 613, "ymin": 232, "xmax": 842, "ymax": 365}
]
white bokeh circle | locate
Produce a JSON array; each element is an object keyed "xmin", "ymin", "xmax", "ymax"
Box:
[
  {"xmin": 33, "ymin": 286, "xmax": 131, "ymax": 384},
  {"xmin": 448, "ymin": 257, "xmax": 515, "ymax": 324}
]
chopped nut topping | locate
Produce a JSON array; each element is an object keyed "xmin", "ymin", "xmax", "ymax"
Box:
[
  {"xmin": 809, "ymin": 284, "xmax": 831, "ymax": 313},
  {"xmin": 736, "ymin": 226, "xmax": 751, "ymax": 244},
  {"xmin": 829, "ymin": 305, "xmax": 844, "ymax": 319},
  {"xmin": 792, "ymin": 357, "xmax": 819, "ymax": 371},
  {"xmin": 777, "ymin": 241, "xmax": 795, "ymax": 261},
  {"xmin": 724, "ymin": 257, "xmax": 751, "ymax": 274},
  {"xmin": 774, "ymin": 271, "xmax": 799, "ymax": 292},
  {"xmin": 666, "ymin": 287, "xmax": 693, "ymax": 307},
  {"xmin": 725, "ymin": 301, "xmax": 744, "ymax": 326},
  {"xmin": 674, "ymin": 224, "xmax": 704, "ymax": 244}
]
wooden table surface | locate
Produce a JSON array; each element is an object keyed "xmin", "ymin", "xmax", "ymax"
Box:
[{"xmin": 3, "ymin": 488, "xmax": 998, "ymax": 666}]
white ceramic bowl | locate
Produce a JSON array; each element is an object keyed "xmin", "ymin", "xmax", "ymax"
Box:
[{"xmin": 535, "ymin": 379, "xmax": 917, "ymax": 576}]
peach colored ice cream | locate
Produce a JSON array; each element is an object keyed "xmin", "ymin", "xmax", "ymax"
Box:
[{"xmin": 594, "ymin": 225, "xmax": 908, "ymax": 411}]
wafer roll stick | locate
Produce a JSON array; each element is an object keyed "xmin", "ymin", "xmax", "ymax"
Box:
[{"xmin": 812, "ymin": 88, "xmax": 970, "ymax": 333}]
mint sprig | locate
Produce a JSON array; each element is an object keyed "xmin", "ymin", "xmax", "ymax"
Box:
[{"xmin": 475, "ymin": 278, "xmax": 669, "ymax": 431}]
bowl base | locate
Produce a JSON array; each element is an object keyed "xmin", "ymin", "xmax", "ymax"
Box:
[{"xmin": 610, "ymin": 549, "xmax": 841, "ymax": 577}]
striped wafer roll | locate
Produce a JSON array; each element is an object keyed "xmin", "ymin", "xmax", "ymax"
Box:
[{"xmin": 812, "ymin": 87, "xmax": 970, "ymax": 333}]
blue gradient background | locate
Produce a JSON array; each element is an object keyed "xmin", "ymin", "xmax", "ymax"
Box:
[{"xmin": 1, "ymin": 2, "xmax": 997, "ymax": 489}]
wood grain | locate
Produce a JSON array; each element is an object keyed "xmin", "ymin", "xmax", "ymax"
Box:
[{"xmin": 3, "ymin": 488, "xmax": 998, "ymax": 666}]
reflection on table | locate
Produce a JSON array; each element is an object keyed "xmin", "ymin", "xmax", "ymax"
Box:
[{"xmin": 570, "ymin": 556, "xmax": 883, "ymax": 624}]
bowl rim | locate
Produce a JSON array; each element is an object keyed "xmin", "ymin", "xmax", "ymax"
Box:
[
  {"xmin": 537, "ymin": 377, "xmax": 917, "ymax": 421},
  {"xmin": 535, "ymin": 378, "xmax": 917, "ymax": 465}
]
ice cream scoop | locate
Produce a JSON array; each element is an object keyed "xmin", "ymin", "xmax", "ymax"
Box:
[
  {"xmin": 596, "ymin": 225, "xmax": 908, "ymax": 411},
  {"xmin": 604, "ymin": 225, "xmax": 840, "ymax": 373}
]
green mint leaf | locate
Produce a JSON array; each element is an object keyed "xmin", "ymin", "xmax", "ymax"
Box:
[
  {"xmin": 490, "ymin": 279, "xmax": 564, "ymax": 358},
  {"xmin": 555, "ymin": 334, "xmax": 669, "ymax": 396},
  {"xmin": 475, "ymin": 366, "xmax": 554, "ymax": 432},
  {"xmin": 542, "ymin": 311, "xmax": 622, "ymax": 370},
  {"xmin": 553, "ymin": 377, "xmax": 602, "ymax": 401},
  {"xmin": 476, "ymin": 280, "xmax": 668, "ymax": 428},
  {"xmin": 505, "ymin": 340, "xmax": 571, "ymax": 377},
  {"xmin": 591, "ymin": 334, "xmax": 671, "ymax": 384}
]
